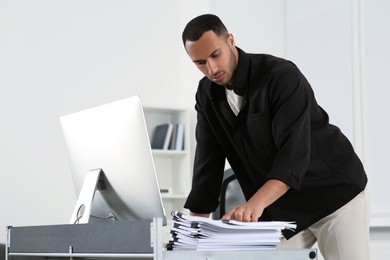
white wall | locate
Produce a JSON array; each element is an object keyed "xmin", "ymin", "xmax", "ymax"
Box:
[
  {"xmin": 1, "ymin": 1, "xmax": 389, "ymax": 258},
  {"xmin": 0, "ymin": 0, "xmax": 286, "ymax": 245},
  {"xmin": 365, "ymin": 0, "xmax": 390, "ymax": 223},
  {"xmin": 286, "ymin": 0, "xmax": 355, "ymax": 142},
  {"xmin": 209, "ymin": 0, "xmax": 286, "ymax": 57},
  {"xmin": 0, "ymin": 0, "xmax": 185, "ymax": 243}
]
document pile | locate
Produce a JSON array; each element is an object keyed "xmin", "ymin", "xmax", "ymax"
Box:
[{"xmin": 167, "ymin": 211, "xmax": 296, "ymax": 251}]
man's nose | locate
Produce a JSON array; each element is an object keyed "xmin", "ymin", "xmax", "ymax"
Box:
[{"xmin": 207, "ymin": 60, "xmax": 218, "ymax": 75}]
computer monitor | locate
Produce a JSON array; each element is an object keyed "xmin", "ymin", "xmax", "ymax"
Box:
[{"xmin": 60, "ymin": 95, "xmax": 166, "ymax": 225}]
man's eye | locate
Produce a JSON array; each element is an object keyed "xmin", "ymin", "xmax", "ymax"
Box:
[
  {"xmin": 196, "ymin": 61, "xmax": 206, "ymax": 66},
  {"xmin": 211, "ymin": 52, "xmax": 220, "ymax": 58}
]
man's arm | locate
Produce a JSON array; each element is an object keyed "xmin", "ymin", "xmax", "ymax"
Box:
[
  {"xmin": 190, "ymin": 212, "xmax": 210, "ymax": 218},
  {"xmin": 222, "ymin": 179, "xmax": 290, "ymax": 222}
]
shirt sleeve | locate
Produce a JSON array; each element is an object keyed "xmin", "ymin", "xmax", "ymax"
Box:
[
  {"xmin": 265, "ymin": 64, "xmax": 312, "ymax": 190},
  {"xmin": 183, "ymin": 84, "xmax": 226, "ymax": 214}
]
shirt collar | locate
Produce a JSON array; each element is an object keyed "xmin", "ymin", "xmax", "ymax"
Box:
[
  {"xmin": 232, "ymin": 47, "xmax": 250, "ymax": 96},
  {"xmin": 208, "ymin": 47, "xmax": 250, "ymax": 100}
]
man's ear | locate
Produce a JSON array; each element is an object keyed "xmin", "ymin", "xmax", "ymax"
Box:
[{"xmin": 227, "ymin": 33, "xmax": 235, "ymax": 47}]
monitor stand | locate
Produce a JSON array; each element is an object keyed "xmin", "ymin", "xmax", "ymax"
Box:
[{"xmin": 69, "ymin": 168, "xmax": 103, "ymax": 224}]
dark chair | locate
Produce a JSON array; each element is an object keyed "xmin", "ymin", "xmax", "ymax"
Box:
[{"xmin": 212, "ymin": 168, "xmax": 246, "ymax": 220}]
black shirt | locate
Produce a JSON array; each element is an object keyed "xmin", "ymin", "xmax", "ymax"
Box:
[{"xmin": 184, "ymin": 48, "xmax": 367, "ymax": 239}]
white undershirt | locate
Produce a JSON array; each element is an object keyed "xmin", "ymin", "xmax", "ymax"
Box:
[{"xmin": 225, "ymin": 88, "xmax": 244, "ymax": 116}]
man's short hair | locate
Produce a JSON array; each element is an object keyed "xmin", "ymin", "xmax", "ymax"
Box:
[{"xmin": 182, "ymin": 14, "xmax": 228, "ymax": 45}]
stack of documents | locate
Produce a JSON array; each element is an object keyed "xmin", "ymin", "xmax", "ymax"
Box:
[{"xmin": 167, "ymin": 211, "xmax": 296, "ymax": 251}]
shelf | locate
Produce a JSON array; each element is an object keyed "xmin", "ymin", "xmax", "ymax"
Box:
[
  {"xmin": 370, "ymin": 213, "xmax": 390, "ymax": 227},
  {"xmin": 143, "ymin": 106, "xmax": 192, "ymax": 215},
  {"xmin": 152, "ymin": 150, "xmax": 188, "ymax": 156},
  {"xmin": 161, "ymin": 193, "xmax": 187, "ymax": 199}
]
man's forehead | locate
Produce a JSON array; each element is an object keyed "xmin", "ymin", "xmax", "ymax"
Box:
[{"xmin": 185, "ymin": 31, "xmax": 223, "ymax": 60}]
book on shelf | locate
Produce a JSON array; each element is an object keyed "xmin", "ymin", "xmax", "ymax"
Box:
[
  {"xmin": 174, "ymin": 123, "xmax": 185, "ymax": 150},
  {"xmin": 151, "ymin": 123, "xmax": 173, "ymax": 150},
  {"xmin": 168, "ymin": 124, "xmax": 178, "ymax": 150},
  {"xmin": 151, "ymin": 123, "xmax": 185, "ymax": 151},
  {"xmin": 169, "ymin": 123, "xmax": 185, "ymax": 151}
]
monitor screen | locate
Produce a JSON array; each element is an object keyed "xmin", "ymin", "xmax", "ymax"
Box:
[{"xmin": 60, "ymin": 95, "xmax": 166, "ymax": 225}]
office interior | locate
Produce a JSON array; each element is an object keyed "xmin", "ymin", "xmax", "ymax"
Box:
[{"xmin": 0, "ymin": 1, "xmax": 389, "ymax": 259}]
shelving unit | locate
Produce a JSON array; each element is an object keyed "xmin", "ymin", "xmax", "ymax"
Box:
[{"xmin": 143, "ymin": 107, "xmax": 192, "ymax": 215}]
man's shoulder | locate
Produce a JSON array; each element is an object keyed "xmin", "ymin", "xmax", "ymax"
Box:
[
  {"xmin": 247, "ymin": 52, "xmax": 296, "ymax": 73},
  {"xmin": 198, "ymin": 76, "xmax": 209, "ymax": 85},
  {"xmin": 247, "ymin": 52, "xmax": 283, "ymax": 60}
]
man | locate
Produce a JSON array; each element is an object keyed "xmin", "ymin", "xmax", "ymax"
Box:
[{"xmin": 182, "ymin": 14, "xmax": 369, "ymax": 259}]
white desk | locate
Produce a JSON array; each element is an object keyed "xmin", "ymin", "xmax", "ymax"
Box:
[{"xmin": 6, "ymin": 218, "xmax": 317, "ymax": 260}]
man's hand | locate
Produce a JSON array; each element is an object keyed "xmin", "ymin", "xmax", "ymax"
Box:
[
  {"xmin": 221, "ymin": 179, "xmax": 290, "ymax": 222},
  {"xmin": 222, "ymin": 200, "xmax": 264, "ymax": 222}
]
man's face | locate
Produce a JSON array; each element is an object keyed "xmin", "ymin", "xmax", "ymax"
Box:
[{"xmin": 185, "ymin": 31, "xmax": 238, "ymax": 87}]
